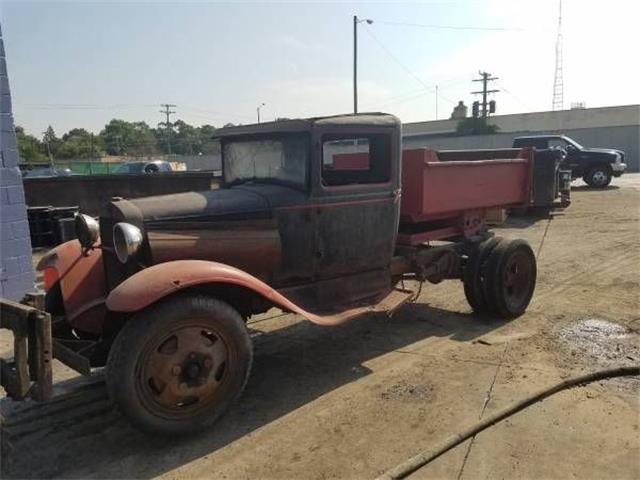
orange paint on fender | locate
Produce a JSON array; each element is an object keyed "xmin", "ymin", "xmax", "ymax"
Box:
[{"xmin": 105, "ymin": 260, "xmax": 368, "ymax": 326}]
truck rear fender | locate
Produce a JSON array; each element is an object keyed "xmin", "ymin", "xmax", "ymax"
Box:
[{"xmin": 105, "ymin": 260, "xmax": 342, "ymax": 326}]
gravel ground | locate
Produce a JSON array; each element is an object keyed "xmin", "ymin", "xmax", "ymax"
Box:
[{"xmin": 1, "ymin": 174, "xmax": 639, "ymax": 479}]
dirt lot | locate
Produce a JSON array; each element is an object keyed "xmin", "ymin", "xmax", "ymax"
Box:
[{"xmin": 2, "ymin": 175, "xmax": 639, "ymax": 479}]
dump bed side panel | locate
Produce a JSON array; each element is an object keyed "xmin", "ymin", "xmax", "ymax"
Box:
[{"xmin": 400, "ymin": 148, "xmax": 533, "ymax": 223}]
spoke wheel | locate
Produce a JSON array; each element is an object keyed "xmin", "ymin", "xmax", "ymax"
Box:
[
  {"xmin": 107, "ymin": 295, "xmax": 252, "ymax": 435},
  {"xmin": 483, "ymin": 239, "xmax": 537, "ymax": 318},
  {"xmin": 139, "ymin": 322, "xmax": 230, "ymax": 419}
]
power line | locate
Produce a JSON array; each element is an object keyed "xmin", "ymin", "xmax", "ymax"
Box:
[
  {"xmin": 359, "ymin": 75, "xmax": 470, "ymax": 113},
  {"xmin": 14, "ymin": 102, "xmax": 254, "ymax": 121},
  {"xmin": 180, "ymin": 105, "xmax": 256, "ymax": 120},
  {"xmin": 496, "ymin": 81, "xmax": 535, "ymax": 112},
  {"xmin": 361, "ymin": 25, "xmax": 468, "ymax": 108},
  {"xmin": 372, "ymin": 19, "xmax": 534, "ymax": 32},
  {"xmin": 362, "ymin": 24, "xmax": 435, "ymax": 94},
  {"xmin": 14, "ymin": 103, "xmax": 158, "ymax": 110}
]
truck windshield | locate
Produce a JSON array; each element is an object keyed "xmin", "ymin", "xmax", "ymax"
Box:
[
  {"xmin": 564, "ymin": 137, "xmax": 584, "ymax": 150},
  {"xmin": 223, "ymin": 135, "xmax": 309, "ymax": 188}
]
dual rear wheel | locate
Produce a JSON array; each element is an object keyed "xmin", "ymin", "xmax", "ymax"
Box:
[{"xmin": 463, "ymin": 237, "xmax": 537, "ymax": 318}]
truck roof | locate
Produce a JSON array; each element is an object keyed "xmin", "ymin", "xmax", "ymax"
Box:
[{"xmin": 213, "ymin": 112, "xmax": 400, "ymax": 139}]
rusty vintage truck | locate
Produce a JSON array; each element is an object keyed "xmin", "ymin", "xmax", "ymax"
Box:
[{"xmin": 1, "ymin": 113, "xmax": 537, "ymax": 435}]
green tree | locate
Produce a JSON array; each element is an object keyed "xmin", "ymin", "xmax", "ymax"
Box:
[
  {"xmin": 100, "ymin": 119, "xmax": 157, "ymax": 157},
  {"xmin": 15, "ymin": 126, "xmax": 46, "ymax": 163},
  {"xmin": 57, "ymin": 128, "xmax": 105, "ymax": 159},
  {"xmin": 455, "ymin": 117, "xmax": 499, "ymax": 135},
  {"xmin": 42, "ymin": 125, "xmax": 62, "ymax": 157},
  {"xmin": 155, "ymin": 121, "xmax": 219, "ymax": 155},
  {"xmin": 160, "ymin": 119, "xmax": 198, "ymax": 155},
  {"xmin": 198, "ymin": 124, "xmax": 220, "ymax": 155}
]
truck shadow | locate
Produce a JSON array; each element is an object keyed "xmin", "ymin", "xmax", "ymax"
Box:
[{"xmin": 1, "ymin": 303, "xmax": 508, "ymax": 479}]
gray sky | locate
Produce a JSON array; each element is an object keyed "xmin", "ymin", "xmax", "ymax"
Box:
[{"xmin": 2, "ymin": 0, "xmax": 638, "ymax": 135}]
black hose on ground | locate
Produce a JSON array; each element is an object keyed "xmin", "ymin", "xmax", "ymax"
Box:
[{"xmin": 376, "ymin": 365, "xmax": 640, "ymax": 480}]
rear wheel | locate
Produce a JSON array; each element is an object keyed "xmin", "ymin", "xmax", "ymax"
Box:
[
  {"xmin": 584, "ymin": 166, "xmax": 611, "ymax": 188},
  {"xmin": 463, "ymin": 237, "xmax": 503, "ymax": 314},
  {"xmin": 482, "ymin": 239, "xmax": 537, "ymax": 318},
  {"xmin": 106, "ymin": 295, "xmax": 252, "ymax": 435}
]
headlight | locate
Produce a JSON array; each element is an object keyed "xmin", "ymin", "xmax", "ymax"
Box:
[
  {"xmin": 74, "ymin": 213, "xmax": 99, "ymax": 249},
  {"xmin": 113, "ymin": 222, "xmax": 143, "ymax": 263}
]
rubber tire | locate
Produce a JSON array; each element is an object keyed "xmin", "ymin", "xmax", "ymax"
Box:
[
  {"xmin": 584, "ymin": 166, "xmax": 612, "ymax": 188},
  {"xmin": 463, "ymin": 237, "xmax": 503, "ymax": 315},
  {"xmin": 482, "ymin": 239, "xmax": 537, "ymax": 319},
  {"xmin": 106, "ymin": 295, "xmax": 252, "ymax": 436}
]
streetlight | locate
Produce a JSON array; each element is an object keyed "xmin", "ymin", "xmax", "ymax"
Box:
[
  {"xmin": 257, "ymin": 102, "xmax": 266, "ymax": 123},
  {"xmin": 353, "ymin": 16, "xmax": 373, "ymax": 114}
]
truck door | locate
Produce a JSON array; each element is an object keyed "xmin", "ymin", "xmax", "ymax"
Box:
[
  {"xmin": 550, "ymin": 138, "xmax": 581, "ymax": 175},
  {"xmin": 312, "ymin": 131, "xmax": 400, "ymax": 281}
]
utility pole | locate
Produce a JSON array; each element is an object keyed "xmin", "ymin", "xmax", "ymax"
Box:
[
  {"xmin": 353, "ymin": 15, "xmax": 358, "ymax": 114},
  {"xmin": 471, "ymin": 71, "xmax": 499, "ymax": 118},
  {"xmin": 257, "ymin": 102, "xmax": 265, "ymax": 123},
  {"xmin": 159, "ymin": 103, "xmax": 176, "ymax": 155},
  {"xmin": 353, "ymin": 15, "xmax": 373, "ymax": 114},
  {"xmin": 435, "ymin": 85, "xmax": 439, "ymax": 120}
]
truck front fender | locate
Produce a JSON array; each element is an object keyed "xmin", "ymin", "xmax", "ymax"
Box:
[
  {"xmin": 105, "ymin": 260, "xmax": 354, "ymax": 326},
  {"xmin": 37, "ymin": 240, "xmax": 107, "ymax": 334}
]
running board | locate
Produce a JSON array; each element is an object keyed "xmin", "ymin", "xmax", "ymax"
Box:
[{"xmin": 300, "ymin": 288, "xmax": 413, "ymax": 325}]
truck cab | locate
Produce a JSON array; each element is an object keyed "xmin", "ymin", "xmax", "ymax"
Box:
[
  {"xmin": 512, "ymin": 134, "xmax": 627, "ymax": 187},
  {"xmin": 96, "ymin": 114, "xmax": 402, "ymax": 319}
]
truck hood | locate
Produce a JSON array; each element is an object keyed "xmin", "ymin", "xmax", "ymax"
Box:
[
  {"xmin": 129, "ymin": 187, "xmax": 271, "ymax": 223},
  {"xmin": 103, "ymin": 183, "xmax": 306, "ymax": 227},
  {"xmin": 581, "ymin": 147, "xmax": 623, "ymax": 157}
]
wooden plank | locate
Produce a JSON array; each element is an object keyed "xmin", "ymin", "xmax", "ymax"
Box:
[{"xmin": 31, "ymin": 313, "xmax": 53, "ymax": 401}]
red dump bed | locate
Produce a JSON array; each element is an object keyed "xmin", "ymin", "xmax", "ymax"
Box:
[{"xmin": 397, "ymin": 148, "xmax": 534, "ymax": 245}]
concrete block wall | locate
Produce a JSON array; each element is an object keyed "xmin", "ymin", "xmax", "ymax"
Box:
[{"xmin": 0, "ymin": 25, "xmax": 35, "ymax": 300}]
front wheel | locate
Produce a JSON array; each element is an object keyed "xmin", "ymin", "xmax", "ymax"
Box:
[
  {"xmin": 106, "ymin": 295, "xmax": 252, "ymax": 435},
  {"xmin": 584, "ymin": 166, "xmax": 612, "ymax": 188}
]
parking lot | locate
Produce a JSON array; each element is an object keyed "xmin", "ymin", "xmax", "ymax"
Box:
[{"xmin": 1, "ymin": 174, "xmax": 639, "ymax": 479}]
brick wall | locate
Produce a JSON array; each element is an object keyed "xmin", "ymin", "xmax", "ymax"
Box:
[{"xmin": 0, "ymin": 25, "xmax": 35, "ymax": 300}]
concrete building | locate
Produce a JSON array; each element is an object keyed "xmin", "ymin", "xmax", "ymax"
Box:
[
  {"xmin": 0, "ymin": 25, "xmax": 35, "ymax": 300},
  {"xmin": 403, "ymin": 104, "xmax": 640, "ymax": 171}
]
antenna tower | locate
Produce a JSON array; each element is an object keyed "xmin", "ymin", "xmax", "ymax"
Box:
[{"xmin": 552, "ymin": 0, "xmax": 564, "ymax": 111}]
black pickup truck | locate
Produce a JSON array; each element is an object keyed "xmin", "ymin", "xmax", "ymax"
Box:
[{"xmin": 512, "ymin": 135, "xmax": 627, "ymax": 188}]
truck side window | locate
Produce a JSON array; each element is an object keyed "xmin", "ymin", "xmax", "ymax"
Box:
[
  {"xmin": 548, "ymin": 139, "xmax": 566, "ymax": 150},
  {"xmin": 321, "ymin": 134, "xmax": 390, "ymax": 186}
]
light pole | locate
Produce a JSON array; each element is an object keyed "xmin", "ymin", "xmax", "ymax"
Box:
[
  {"xmin": 257, "ymin": 102, "xmax": 266, "ymax": 123},
  {"xmin": 353, "ymin": 16, "xmax": 373, "ymax": 114}
]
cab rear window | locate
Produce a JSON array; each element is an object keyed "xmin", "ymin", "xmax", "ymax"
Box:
[{"xmin": 321, "ymin": 134, "xmax": 390, "ymax": 186}]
